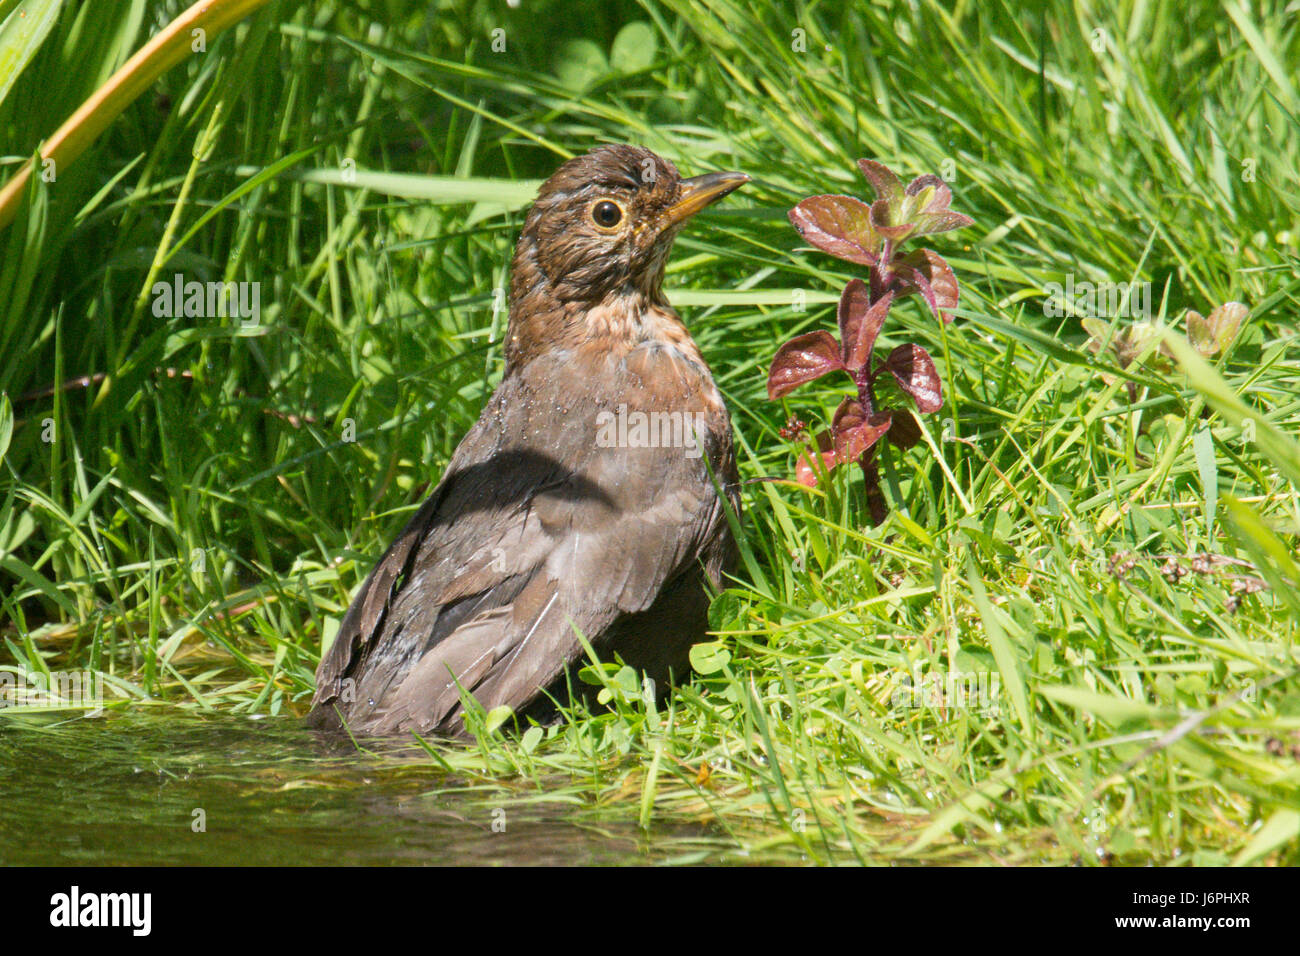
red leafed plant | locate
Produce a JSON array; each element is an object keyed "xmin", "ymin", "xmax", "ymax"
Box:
[{"xmin": 769, "ymin": 159, "xmax": 973, "ymax": 524}]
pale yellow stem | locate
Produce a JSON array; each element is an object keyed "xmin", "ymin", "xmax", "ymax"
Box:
[{"xmin": 0, "ymin": 0, "xmax": 274, "ymax": 230}]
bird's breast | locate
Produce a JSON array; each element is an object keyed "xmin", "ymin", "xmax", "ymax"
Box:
[
  {"xmin": 483, "ymin": 320, "xmax": 732, "ymax": 514},
  {"xmin": 577, "ymin": 297, "xmax": 726, "ymax": 414}
]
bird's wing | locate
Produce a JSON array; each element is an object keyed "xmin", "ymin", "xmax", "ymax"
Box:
[
  {"xmin": 311, "ymin": 375, "xmax": 569, "ymax": 715},
  {"xmin": 382, "ymin": 478, "xmax": 726, "ymax": 734},
  {"xmin": 312, "ymin": 348, "xmax": 735, "ymax": 735}
]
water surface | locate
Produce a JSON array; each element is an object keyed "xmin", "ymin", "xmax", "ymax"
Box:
[{"xmin": 0, "ymin": 712, "xmax": 737, "ymax": 865}]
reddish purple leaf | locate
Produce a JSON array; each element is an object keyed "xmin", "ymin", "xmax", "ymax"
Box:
[
  {"xmin": 794, "ymin": 431, "xmax": 840, "ymax": 487},
  {"xmin": 788, "ymin": 195, "xmax": 882, "ymax": 267},
  {"xmin": 837, "ymin": 279, "xmax": 870, "ymax": 359},
  {"xmin": 767, "ymin": 330, "xmax": 845, "ymax": 400},
  {"xmin": 883, "ymin": 344, "xmax": 943, "ymax": 413},
  {"xmin": 911, "ymin": 210, "xmax": 975, "ymax": 238},
  {"xmin": 905, "ymin": 174, "xmax": 951, "ymax": 213},
  {"xmin": 886, "ymin": 409, "xmax": 922, "ymax": 449},
  {"xmin": 839, "ymin": 282, "xmax": 892, "ymax": 373},
  {"xmin": 898, "ymin": 262, "xmax": 939, "ymax": 320},
  {"xmin": 903, "ymin": 175, "xmax": 973, "ymax": 236},
  {"xmin": 892, "ymin": 248, "xmax": 959, "ymax": 323},
  {"xmin": 857, "ymin": 159, "xmax": 904, "ymax": 206},
  {"xmin": 831, "ymin": 397, "xmax": 866, "ymax": 451},
  {"xmin": 868, "ymin": 198, "xmax": 916, "ymax": 242},
  {"xmin": 795, "ymin": 450, "xmax": 841, "ymax": 487},
  {"xmin": 832, "ymin": 398, "xmax": 893, "ymax": 462}
]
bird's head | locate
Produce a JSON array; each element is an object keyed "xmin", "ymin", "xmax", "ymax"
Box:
[{"xmin": 506, "ymin": 145, "xmax": 747, "ymax": 364}]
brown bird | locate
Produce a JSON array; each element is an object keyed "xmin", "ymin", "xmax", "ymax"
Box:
[{"xmin": 309, "ymin": 144, "xmax": 748, "ymax": 736}]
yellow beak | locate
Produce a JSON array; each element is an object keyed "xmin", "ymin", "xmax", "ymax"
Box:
[{"xmin": 663, "ymin": 170, "xmax": 750, "ymax": 227}]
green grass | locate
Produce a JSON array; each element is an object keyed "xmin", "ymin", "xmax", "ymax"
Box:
[{"xmin": 2, "ymin": 0, "xmax": 1299, "ymax": 864}]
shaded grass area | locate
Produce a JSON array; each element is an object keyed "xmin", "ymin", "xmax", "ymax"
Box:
[{"xmin": 2, "ymin": 0, "xmax": 1298, "ymax": 863}]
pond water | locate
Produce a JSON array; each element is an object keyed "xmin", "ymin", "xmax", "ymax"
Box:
[{"xmin": 0, "ymin": 713, "xmax": 740, "ymax": 866}]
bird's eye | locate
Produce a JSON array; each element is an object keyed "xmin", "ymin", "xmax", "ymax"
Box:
[{"xmin": 590, "ymin": 199, "xmax": 624, "ymax": 229}]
